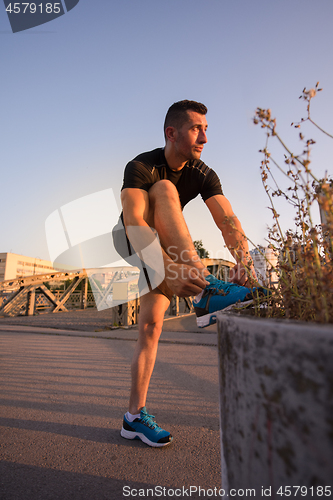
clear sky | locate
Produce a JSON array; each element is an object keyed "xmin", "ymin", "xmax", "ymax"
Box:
[{"xmin": 1, "ymin": 0, "xmax": 333, "ymax": 263}]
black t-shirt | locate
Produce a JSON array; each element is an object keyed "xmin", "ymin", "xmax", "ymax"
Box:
[{"xmin": 121, "ymin": 148, "xmax": 223, "ymax": 209}]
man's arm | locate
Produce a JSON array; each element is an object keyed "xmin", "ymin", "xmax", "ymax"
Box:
[
  {"xmin": 205, "ymin": 194, "xmax": 257, "ymax": 286},
  {"xmin": 121, "ymin": 187, "xmax": 151, "ymax": 228},
  {"xmin": 121, "ymin": 187, "xmax": 171, "ymax": 274}
]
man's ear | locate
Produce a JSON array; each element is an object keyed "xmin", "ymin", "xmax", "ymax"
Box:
[{"xmin": 165, "ymin": 126, "xmax": 177, "ymax": 143}]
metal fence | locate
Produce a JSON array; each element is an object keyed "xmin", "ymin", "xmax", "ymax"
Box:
[{"xmin": 0, "ymin": 270, "xmax": 194, "ymax": 326}]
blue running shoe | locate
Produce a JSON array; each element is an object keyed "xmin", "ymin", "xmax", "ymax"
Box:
[
  {"xmin": 121, "ymin": 407, "xmax": 173, "ymax": 447},
  {"xmin": 194, "ymin": 274, "xmax": 262, "ymax": 328}
]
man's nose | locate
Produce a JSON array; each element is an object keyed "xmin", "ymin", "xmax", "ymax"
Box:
[{"xmin": 199, "ymin": 129, "xmax": 208, "ymax": 143}]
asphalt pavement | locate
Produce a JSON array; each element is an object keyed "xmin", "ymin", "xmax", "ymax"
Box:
[{"xmin": 0, "ymin": 310, "xmax": 221, "ymax": 500}]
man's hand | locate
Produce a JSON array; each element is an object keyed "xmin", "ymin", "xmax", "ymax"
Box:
[
  {"xmin": 165, "ymin": 262, "xmax": 209, "ymax": 297},
  {"xmin": 230, "ymin": 263, "xmax": 258, "ymax": 288}
]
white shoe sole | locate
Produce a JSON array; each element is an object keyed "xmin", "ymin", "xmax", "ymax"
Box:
[
  {"xmin": 196, "ymin": 299, "xmax": 254, "ymax": 328},
  {"xmin": 120, "ymin": 427, "xmax": 172, "ymax": 447}
]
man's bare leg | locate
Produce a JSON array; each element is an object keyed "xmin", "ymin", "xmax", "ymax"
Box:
[
  {"xmin": 129, "ymin": 289, "xmax": 170, "ymax": 414},
  {"xmin": 148, "ymin": 180, "xmax": 208, "ymax": 272},
  {"xmin": 127, "ymin": 180, "xmax": 207, "ymax": 415}
]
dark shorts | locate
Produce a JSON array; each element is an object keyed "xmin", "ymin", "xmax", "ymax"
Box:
[{"xmin": 112, "ymin": 215, "xmax": 174, "ymax": 302}]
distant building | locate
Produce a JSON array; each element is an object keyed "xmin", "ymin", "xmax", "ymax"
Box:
[
  {"xmin": 250, "ymin": 246, "xmax": 278, "ymax": 286},
  {"xmin": 0, "ymin": 252, "xmax": 62, "ymax": 282}
]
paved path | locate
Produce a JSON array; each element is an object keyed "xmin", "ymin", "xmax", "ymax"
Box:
[
  {"xmin": 0, "ymin": 311, "xmax": 221, "ymax": 500},
  {"xmin": 0, "ymin": 308, "xmax": 217, "ymax": 334}
]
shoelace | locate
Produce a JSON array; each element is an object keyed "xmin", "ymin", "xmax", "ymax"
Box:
[
  {"xmin": 208, "ymin": 280, "xmax": 243, "ymax": 292},
  {"xmin": 140, "ymin": 410, "xmax": 160, "ymax": 430},
  {"xmin": 205, "ymin": 280, "xmax": 246, "ymax": 296}
]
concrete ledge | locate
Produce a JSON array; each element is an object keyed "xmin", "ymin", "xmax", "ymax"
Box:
[{"xmin": 217, "ymin": 312, "xmax": 333, "ymax": 495}]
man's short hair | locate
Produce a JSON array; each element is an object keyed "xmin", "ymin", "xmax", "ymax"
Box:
[{"xmin": 164, "ymin": 100, "xmax": 207, "ymax": 140}]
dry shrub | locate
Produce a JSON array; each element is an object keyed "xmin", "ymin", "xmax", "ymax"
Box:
[{"xmin": 251, "ymin": 84, "xmax": 333, "ymax": 323}]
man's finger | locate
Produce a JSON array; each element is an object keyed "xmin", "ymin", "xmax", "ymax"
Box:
[
  {"xmin": 180, "ymin": 283, "xmax": 206, "ymax": 297},
  {"xmin": 191, "ymin": 275, "xmax": 209, "ymax": 289},
  {"xmin": 187, "ymin": 268, "xmax": 209, "ymax": 284}
]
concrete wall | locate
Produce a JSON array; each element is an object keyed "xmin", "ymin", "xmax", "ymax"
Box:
[{"xmin": 217, "ymin": 313, "xmax": 333, "ymax": 497}]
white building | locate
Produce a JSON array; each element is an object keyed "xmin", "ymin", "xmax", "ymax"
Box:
[
  {"xmin": 0, "ymin": 252, "xmax": 62, "ymax": 282},
  {"xmin": 250, "ymin": 246, "xmax": 278, "ymax": 286}
]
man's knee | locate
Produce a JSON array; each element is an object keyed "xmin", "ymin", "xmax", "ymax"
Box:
[
  {"xmin": 140, "ymin": 307, "xmax": 165, "ymax": 334},
  {"xmin": 139, "ymin": 319, "xmax": 163, "ymax": 347},
  {"xmin": 148, "ymin": 180, "xmax": 179, "ymax": 202},
  {"xmin": 142, "ymin": 318, "xmax": 163, "ymax": 335},
  {"xmin": 139, "ymin": 291, "xmax": 169, "ymax": 338}
]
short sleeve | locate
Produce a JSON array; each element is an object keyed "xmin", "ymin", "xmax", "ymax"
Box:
[
  {"xmin": 121, "ymin": 161, "xmax": 154, "ymax": 192},
  {"xmin": 201, "ymin": 169, "xmax": 223, "ymax": 202}
]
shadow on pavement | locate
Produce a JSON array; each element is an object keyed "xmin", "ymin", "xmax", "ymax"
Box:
[{"xmin": 0, "ymin": 460, "xmax": 159, "ymax": 500}]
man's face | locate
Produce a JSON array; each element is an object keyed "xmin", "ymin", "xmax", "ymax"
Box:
[{"xmin": 174, "ymin": 110, "xmax": 208, "ymax": 161}]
